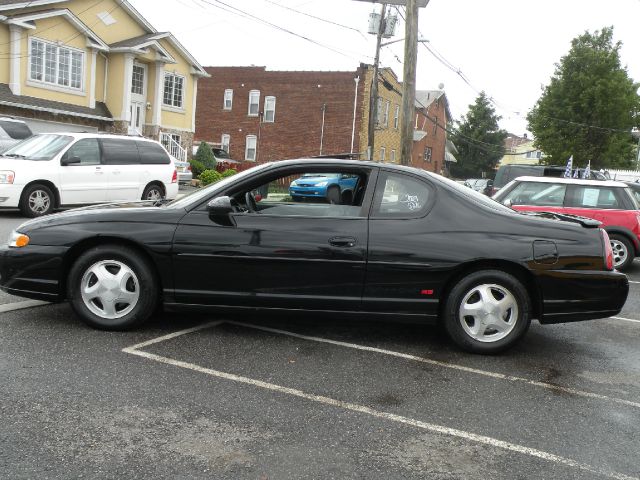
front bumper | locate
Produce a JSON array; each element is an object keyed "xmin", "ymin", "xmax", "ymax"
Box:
[
  {"xmin": 0, "ymin": 245, "xmax": 67, "ymax": 302},
  {"xmin": 289, "ymin": 186, "xmax": 327, "ymax": 198},
  {"xmin": 0, "ymin": 184, "xmax": 24, "ymax": 208},
  {"xmin": 538, "ymin": 269, "xmax": 629, "ymax": 323}
]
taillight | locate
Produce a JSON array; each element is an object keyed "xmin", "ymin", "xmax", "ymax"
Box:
[
  {"xmin": 171, "ymin": 169, "xmax": 177, "ymax": 183},
  {"xmin": 187, "ymin": 164, "xmax": 192, "ymax": 172},
  {"xmin": 601, "ymin": 229, "xmax": 614, "ymax": 270}
]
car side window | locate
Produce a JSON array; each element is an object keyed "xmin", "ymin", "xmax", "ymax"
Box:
[
  {"xmin": 566, "ymin": 186, "xmax": 621, "ymax": 209},
  {"xmin": 100, "ymin": 138, "xmax": 140, "ymax": 165},
  {"xmin": 63, "ymin": 138, "xmax": 101, "ymax": 165},
  {"xmin": 502, "ymin": 182, "xmax": 566, "ymax": 207},
  {"xmin": 137, "ymin": 141, "xmax": 170, "ymax": 164},
  {"xmin": 230, "ymin": 170, "xmax": 368, "ymax": 218},
  {"xmin": 371, "ymin": 172, "xmax": 433, "ymax": 218}
]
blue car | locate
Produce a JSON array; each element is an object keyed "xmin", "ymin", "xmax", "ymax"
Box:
[{"xmin": 289, "ymin": 173, "xmax": 359, "ymax": 203}]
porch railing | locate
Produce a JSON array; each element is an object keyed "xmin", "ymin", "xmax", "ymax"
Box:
[{"xmin": 160, "ymin": 132, "xmax": 187, "ymax": 161}]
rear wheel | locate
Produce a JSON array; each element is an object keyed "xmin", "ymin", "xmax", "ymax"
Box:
[
  {"xmin": 67, "ymin": 245, "xmax": 158, "ymax": 330},
  {"xmin": 142, "ymin": 183, "xmax": 164, "ymax": 201},
  {"xmin": 20, "ymin": 183, "xmax": 55, "ymax": 217},
  {"xmin": 443, "ymin": 270, "xmax": 531, "ymax": 354},
  {"xmin": 610, "ymin": 234, "xmax": 634, "ymax": 271}
]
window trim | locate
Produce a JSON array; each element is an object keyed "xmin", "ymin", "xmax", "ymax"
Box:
[
  {"xmin": 163, "ymin": 72, "xmax": 186, "ymax": 110},
  {"xmin": 245, "ymin": 134, "xmax": 257, "ymax": 161},
  {"xmin": 223, "ymin": 89, "xmax": 233, "ymax": 110},
  {"xmin": 263, "ymin": 96, "xmax": 276, "ymax": 123},
  {"xmin": 248, "ymin": 90, "xmax": 260, "ymax": 117},
  {"xmin": 28, "ymin": 36, "xmax": 85, "ymax": 94},
  {"xmin": 221, "ymin": 134, "xmax": 230, "ymax": 153},
  {"xmin": 394, "ymin": 104, "xmax": 400, "ymax": 129},
  {"xmin": 390, "ymin": 149, "xmax": 396, "ymax": 163},
  {"xmin": 380, "ymin": 146, "xmax": 386, "ymax": 162}
]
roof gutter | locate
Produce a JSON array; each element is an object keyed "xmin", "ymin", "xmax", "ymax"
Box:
[{"xmin": 0, "ymin": 100, "xmax": 113, "ymax": 122}]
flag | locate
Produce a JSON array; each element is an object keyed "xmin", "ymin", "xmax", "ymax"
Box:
[
  {"xmin": 573, "ymin": 168, "xmax": 579, "ymax": 178},
  {"xmin": 583, "ymin": 160, "xmax": 591, "ymax": 179},
  {"xmin": 564, "ymin": 155, "xmax": 573, "ymax": 177}
]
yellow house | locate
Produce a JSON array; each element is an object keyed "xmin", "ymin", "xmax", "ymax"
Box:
[
  {"xmin": 0, "ymin": 0, "xmax": 208, "ymax": 159},
  {"xmin": 358, "ymin": 65, "xmax": 403, "ymax": 163},
  {"xmin": 499, "ymin": 134, "xmax": 546, "ymax": 166}
]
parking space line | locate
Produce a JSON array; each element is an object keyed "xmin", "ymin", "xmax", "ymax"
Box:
[
  {"xmin": 122, "ymin": 331, "xmax": 638, "ymax": 480},
  {"xmin": 122, "ymin": 321, "xmax": 221, "ymax": 352},
  {"xmin": 610, "ymin": 316, "xmax": 640, "ymax": 324},
  {"xmin": 0, "ymin": 300, "xmax": 49, "ymax": 314},
  {"xmin": 228, "ymin": 321, "xmax": 640, "ymax": 410},
  {"xmin": 627, "ymin": 280, "xmax": 640, "ymax": 285}
]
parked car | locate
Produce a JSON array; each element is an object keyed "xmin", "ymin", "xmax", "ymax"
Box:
[
  {"xmin": 173, "ymin": 157, "xmax": 192, "ymax": 184},
  {"xmin": 494, "ymin": 176, "xmax": 640, "ymax": 270},
  {"xmin": 0, "ymin": 133, "xmax": 178, "ymax": 217},
  {"xmin": 623, "ymin": 181, "xmax": 640, "ymax": 205},
  {"xmin": 289, "ymin": 173, "xmax": 359, "ymax": 203},
  {"xmin": 464, "ymin": 178, "xmax": 493, "ymax": 196},
  {"xmin": 492, "ymin": 164, "xmax": 606, "ymax": 195},
  {"xmin": 0, "ymin": 117, "xmax": 33, "ymax": 154},
  {"xmin": 0, "ymin": 159, "xmax": 628, "ymax": 354}
]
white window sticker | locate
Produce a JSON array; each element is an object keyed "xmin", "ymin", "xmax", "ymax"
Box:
[{"xmin": 581, "ymin": 188, "xmax": 600, "ymax": 207}]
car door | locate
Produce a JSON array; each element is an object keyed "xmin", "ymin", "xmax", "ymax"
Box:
[
  {"xmin": 364, "ymin": 170, "xmax": 439, "ymax": 317},
  {"xmin": 99, "ymin": 138, "xmax": 143, "ymax": 201},
  {"xmin": 171, "ymin": 166, "xmax": 376, "ymax": 311},
  {"xmin": 58, "ymin": 138, "xmax": 108, "ymax": 205}
]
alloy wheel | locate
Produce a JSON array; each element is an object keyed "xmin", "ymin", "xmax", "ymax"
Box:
[
  {"xmin": 145, "ymin": 188, "xmax": 162, "ymax": 201},
  {"xmin": 28, "ymin": 189, "xmax": 51, "ymax": 214},
  {"xmin": 458, "ymin": 283, "xmax": 518, "ymax": 343},
  {"xmin": 610, "ymin": 239, "xmax": 628, "ymax": 269}
]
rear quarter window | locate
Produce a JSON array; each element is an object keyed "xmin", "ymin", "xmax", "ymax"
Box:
[
  {"xmin": 100, "ymin": 138, "xmax": 140, "ymax": 165},
  {"xmin": 0, "ymin": 120, "xmax": 32, "ymax": 140},
  {"xmin": 137, "ymin": 141, "xmax": 170, "ymax": 164},
  {"xmin": 566, "ymin": 186, "xmax": 625, "ymax": 209}
]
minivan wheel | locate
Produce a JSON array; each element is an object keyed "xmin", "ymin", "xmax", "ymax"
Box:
[
  {"xmin": 20, "ymin": 183, "xmax": 55, "ymax": 217},
  {"xmin": 443, "ymin": 270, "xmax": 531, "ymax": 354},
  {"xmin": 142, "ymin": 183, "xmax": 164, "ymax": 201},
  {"xmin": 67, "ymin": 245, "xmax": 158, "ymax": 330},
  {"xmin": 610, "ymin": 234, "xmax": 634, "ymax": 271}
]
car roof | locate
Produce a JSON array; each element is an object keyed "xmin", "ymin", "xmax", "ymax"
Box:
[
  {"xmin": 32, "ymin": 132, "xmax": 160, "ymax": 143},
  {"xmin": 512, "ymin": 175, "xmax": 627, "ymax": 188}
]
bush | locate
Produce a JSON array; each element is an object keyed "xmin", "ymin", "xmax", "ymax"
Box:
[
  {"xmin": 189, "ymin": 159, "xmax": 205, "ymax": 178},
  {"xmin": 199, "ymin": 169, "xmax": 222, "ymax": 186},
  {"xmin": 221, "ymin": 168, "xmax": 237, "ymax": 178},
  {"xmin": 194, "ymin": 141, "xmax": 216, "ymax": 170}
]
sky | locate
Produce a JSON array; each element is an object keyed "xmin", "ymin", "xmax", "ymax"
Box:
[{"xmin": 131, "ymin": 0, "xmax": 640, "ymax": 136}]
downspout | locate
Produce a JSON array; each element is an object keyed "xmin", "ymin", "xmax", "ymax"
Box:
[
  {"xmin": 99, "ymin": 52, "xmax": 108, "ymax": 105},
  {"xmin": 319, "ymin": 103, "xmax": 326, "ymax": 155},
  {"xmin": 350, "ymin": 76, "xmax": 360, "ymax": 154}
]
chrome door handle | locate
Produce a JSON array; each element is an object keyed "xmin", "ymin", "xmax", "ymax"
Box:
[{"xmin": 329, "ymin": 236, "xmax": 356, "ymax": 248}]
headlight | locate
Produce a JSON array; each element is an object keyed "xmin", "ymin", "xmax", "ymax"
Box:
[
  {"xmin": 0, "ymin": 171, "xmax": 15, "ymax": 184},
  {"xmin": 8, "ymin": 230, "xmax": 29, "ymax": 248},
  {"xmin": 290, "ymin": 180, "xmax": 298, "ymax": 186},
  {"xmin": 316, "ymin": 181, "xmax": 328, "ymax": 187}
]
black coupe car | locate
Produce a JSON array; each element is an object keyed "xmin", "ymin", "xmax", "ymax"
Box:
[{"xmin": 0, "ymin": 159, "xmax": 629, "ymax": 353}]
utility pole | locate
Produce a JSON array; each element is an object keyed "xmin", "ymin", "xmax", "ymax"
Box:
[
  {"xmin": 367, "ymin": 3, "xmax": 386, "ymax": 161},
  {"xmin": 399, "ymin": 0, "xmax": 423, "ymax": 166}
]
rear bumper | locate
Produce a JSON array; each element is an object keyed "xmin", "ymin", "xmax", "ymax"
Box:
[
  {"xmin": 537, "ymin": 269, "xmax": 629, "ymax": 324},
  {"xmin": 0, "ymin": 245, "xmax": 66, "ymax": 302}
]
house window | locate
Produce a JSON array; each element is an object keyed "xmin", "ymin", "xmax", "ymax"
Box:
[
  {"xmin": 221, "ymin": 134, "xmax": 230, "ymax": 152},
  {"xmin": 526, "ymin": 150, "xmax": 542, "ymax": 159},
  {"xmin": 415, "ymin": 113, "xmax": 419, "ymax": 129},
  {"xmin": 263, "ymin": 96, "xmax": 276, "ymax": 122},
  {"xmin": 29, "ymin": 37, "xmax": 84, "ymax": 90},
  {"xmin": 131, "ymin": 65, "xmax": 145, "ymax": 95},
  {"xmin": 245, "ymin": 135, "xmax": 257, "ymax": 161},
  {"xmin": 163, "ymin": 73, "xmax": 185, "ymax": 108},
  {"xmin": 424, "ymin": 146, "xmax": 432, "ymax": 162},
  {"xmin": 394, "ymin": 105, "xmax": 399, "ymax": 129},
  {"xmin": 224, "ymin": 89, "xmax": 233, "ymax": 110},
  {"xmin": 382, "ymin": 100, "xmax": 390, "ymax": 127},
  {"xmin": 248, "ymin": 90, "xmax": 260, "ymax": 116},
  {"xmin": 390, "ymin": 149, "xmax": 396, "ymax": 163},
  {"xmin": 376, "ymin": 97, "xmax": 389, "ymax": 127},
  {"xmin": 380, "ymin": 147, "xmax": 386, "ymax": 162},
  {"xmin": 433, "ymin": 116, "xmax": 438, "ymax": 134}
]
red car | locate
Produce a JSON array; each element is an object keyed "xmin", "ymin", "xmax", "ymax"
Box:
[{"xmin": 494, "ymin": 176, "xmax": 640, "ymax": 270}]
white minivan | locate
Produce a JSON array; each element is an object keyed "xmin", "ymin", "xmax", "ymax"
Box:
[{"xmin": 0, "ymin": 133, "xmax": 178, "ymax": 217}]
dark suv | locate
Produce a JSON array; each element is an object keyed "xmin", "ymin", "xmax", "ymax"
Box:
[
  {"xmin": 494, "ymin": 176, "xmax": 640, "ymax": 270},
  {"xmin": 492, "ymin": 164, "xmax": 606, "ymax": 195}
]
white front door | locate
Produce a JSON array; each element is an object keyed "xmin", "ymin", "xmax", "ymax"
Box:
[{"xmin": 128, "ymin": 62, "xmax": 147, "ymax": 136}]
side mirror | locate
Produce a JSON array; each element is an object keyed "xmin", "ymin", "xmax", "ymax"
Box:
[
  {"xmin": 207, "ymin": 196, "xmax": 236, "ymax": 226},
  {"xmin": 503, "ymin": 199, "xmax": 513, "ymax": 208},
  {"xmin": 61, "ymin": 155, "xmax": 81, "ymax": 166}
]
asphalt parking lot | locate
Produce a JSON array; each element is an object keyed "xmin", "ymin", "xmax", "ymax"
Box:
[{"xmin": 1, "ymin": 208, "xmax": 640, "ymax": 479}]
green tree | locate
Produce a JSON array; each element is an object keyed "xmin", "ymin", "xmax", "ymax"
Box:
[
  {"xmin": 450, "ymin": 92, "xmax": 507, "ymax": 179},
  {"xmin": 194, "ymin": 141, "xmax": 217, "ymax": 170},
  {"xmin": 527, "ymin": 27, "xmax": 640, "ymax": 169}
]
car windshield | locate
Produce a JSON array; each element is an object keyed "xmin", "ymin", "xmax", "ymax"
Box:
[
  {"xmin": 165, "ymin": 162, "xmax": 272, "ymax": 209},
  {"xmin": 2, "ymin": 134, "xmax": 73, "ymax": 161}
]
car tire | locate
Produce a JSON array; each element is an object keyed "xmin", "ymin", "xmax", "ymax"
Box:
[
  {"xmin": 142, "ymin": 183, "xmax": 164, "ymax": 201},
  {"xmin": 443, "ymin": 270, "xmax": 531, "ymax": 354},
  {"xmin": 291, "ymin": 196, "xmax": 302, "ymax": 202},
  {"xmin": 20, "ymin": 183, "xmax": 55, "ymax": 217},
  {"xmin": 67, "ymin": 245, "xmax": 158, "ymax": 331},
  {"xmin": 610, "ymin": 234, "xmax": 634, "ymax": 271},
  {"xmin": 327, "ymin": 185, "xmax": 340, "ymax": 204}
]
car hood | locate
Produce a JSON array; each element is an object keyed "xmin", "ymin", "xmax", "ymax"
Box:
[
  {"xmin": 16, "ymin": 200, "xmax": 178, "ymax": 232},
  {"xmin": 293, "ymin": 176, "xmax": 337, "ymax": 184}
]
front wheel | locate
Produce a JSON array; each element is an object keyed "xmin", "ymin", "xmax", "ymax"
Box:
[
  {"xmin": 443, "ymin": 270, "xmax": 531, "ymax": 354},
  {"xmin": 20, "ymin": 184, "xmax": 55, "ymax": 217},
  {"xmin": 609, "ymin": 234, "xmax": 634, "ymax": 271},
  {"xmin": 67, "ymin": 245, "xmax": 158, "ymax": 330}
]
